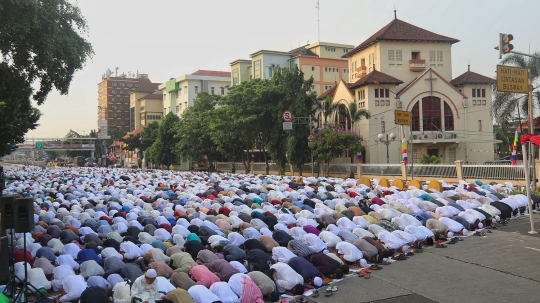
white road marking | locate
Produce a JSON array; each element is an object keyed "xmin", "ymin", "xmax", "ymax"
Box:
[{"xmin": 524, "ymin": 246, "xmax": 540, "ymax": 252}]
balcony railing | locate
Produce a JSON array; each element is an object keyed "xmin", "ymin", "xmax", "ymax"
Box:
[
  {"xmin": 355, "ymin": 66, "xmax": 367, "ymax": 78},
  {"xmin": 409, "ymin": 59, "xmax": 426, "ymax": 72}
]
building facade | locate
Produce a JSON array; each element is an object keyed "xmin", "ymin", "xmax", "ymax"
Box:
[
  {"xmin": 129, "ymin": 91, "xmax": 163, "ymax": 131},
  {"xmin": 324, "ymin": 17, "xmax": 496, "ymax": 164},
  {"xmin": 97, "ymin": 72, "xmax": 160, "ymax": 132},
  {"xmin": 230, "ymin": 42, "xmax": 354, "ymax": 96},
  {"xmin": 159, "ymin": 70, "xmax": 231, "ymax": 118}
]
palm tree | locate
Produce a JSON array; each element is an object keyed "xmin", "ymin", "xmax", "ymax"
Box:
[
  {"xmin": 322, "ymin": 96, "xmax": 340, "ymax": 123},
  {"xmin": 348, "ymin": 102, "xmax": 371, "ymax": 130},
  {"xmin": 492, "ymin": 52, "xmax": 540, "ymax": 133}
]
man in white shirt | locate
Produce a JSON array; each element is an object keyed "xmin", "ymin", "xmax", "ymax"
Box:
[
  {"xmin": 335, "ymin": 242, "xmax": 364, "ymax": 265},
  {"xmin": 269, "ymin": 263, "xmax": 305, "ymax": 295},
  {"xmin": 131, "ymin": 269, "xmax": 170, "ymax": 303},
  {"xmin": 58, "ymin": 275, "xmax": 87, "ymax": 302}
]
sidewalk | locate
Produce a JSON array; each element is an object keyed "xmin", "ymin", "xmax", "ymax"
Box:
[{"xmin": 308, "ymin": 215, "xmax": 540, "ymax": 303}]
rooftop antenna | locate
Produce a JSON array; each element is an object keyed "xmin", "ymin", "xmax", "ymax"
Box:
[
  {"xmin": 316, "ymin": 0, "xmax": 320, "ymax": 41},
  {"xmin": 394, "ymin": 6, "xmax": 397, "ymax": 19}
]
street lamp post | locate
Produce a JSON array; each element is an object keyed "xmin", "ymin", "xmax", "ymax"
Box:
[{"xmin": 378, "ymin": 133, "xmax": 396, "ymax": 164}]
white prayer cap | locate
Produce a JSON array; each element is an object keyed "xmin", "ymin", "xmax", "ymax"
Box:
[
  {"xmin": 145, "ymin": 269, "xmax": 157, "ymax": 278},
  {"xmin": 462, "ymin": 229, "xmax": 469, "ymax": 236},
  {"xmin": 478, "ymin": 223, "xmax": 484, "ymax": 229},
  {"xmin": 447, "ymin": 232, "xmax": 454, "ymax": 239},
  {"xmin": 495, "ymin": 215, "xmax": 500, "ymax": 221},
  {"xmin": 314, "ymin": 277, "xmax": 322, "ymax": 287}
]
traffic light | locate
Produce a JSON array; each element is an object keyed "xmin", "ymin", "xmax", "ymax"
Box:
[{"xmin": 497, "ymin": 33, "xmax": 514, "ymax": 59}]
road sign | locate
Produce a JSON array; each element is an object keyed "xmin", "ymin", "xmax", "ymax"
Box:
[
  {"xmin": 283, "ymin": 122, "xmax": 293, "ymax": 130},
  {"xmin": 282, "ymin": 110, "xmax": 293, "ymax": 122},
  {"xmin": 497, "ymin": 65, "xmax": 528, "ymax": 94},
  {"xmin": 35, "ymin": 142, "xmax": 43, "ymax": 149},
  {"xmin": 394, "ymin": 110, "xmax": 411, "ymax": 125},
  {"xmin": 43, "ymin": 153, "xmax": 48, "ymax": 159}
]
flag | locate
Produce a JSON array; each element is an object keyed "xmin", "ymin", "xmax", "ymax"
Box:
[
  {"xmin": 357, "ymin": 153, "xmax": 362, "ymax": 163},
  {"xmin": 401, "ymin": 126, "xmax": 408, "ymax": 164},
  {"xmin": 512, "ymin": 129, "xmax": 519, "ymax": 165}
]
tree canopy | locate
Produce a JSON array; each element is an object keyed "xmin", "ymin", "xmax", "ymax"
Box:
[{"xmin": 0, "ymin": 0, "xmax": 93, "ymax": 157}]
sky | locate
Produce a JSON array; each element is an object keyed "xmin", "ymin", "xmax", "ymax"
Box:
[{"xmin": 26, "ymin": 0, "xmax": 540, "ymax": 139}]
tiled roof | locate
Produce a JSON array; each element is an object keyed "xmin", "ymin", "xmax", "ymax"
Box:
[
  {"xmin": 191, "ymin": 70, "xmax": 231, "ymax": 78},
  {"xmin": 318, "ymin": 85, "xmax": 338, "ymax": 99},
  {"xmin": 344, "ymin": 18, "xmax": 459, "ymax": 58},
  {"xmin": 349, "ymin": 70, "xmax": 403, "ymax": 89},
  {"xmin": 122, "ymin": 125, "xmax": 146, "ymax": 139},
  {"xmin": 450, "ymin": 70, "xmax": 494, "ymax": 86},
  {"xmin": 139, "ymin": 93, "xmax": 162, "ymax": 100},
  {"xmin": 518, "ymin": 117, "xmax": 540, "ymax": 130},
  {"xmin": 289, "ymin": 45, "xmax": 318, "ymax": 57}
]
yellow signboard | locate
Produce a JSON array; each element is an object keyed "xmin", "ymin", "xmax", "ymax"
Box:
[
  {"xmin": 497, "ymin": 65, "xmax": 528, "ymax": 94},
  {"xmin": 394, "ymin": 110, "xmax": 411, "ymax": 125}
]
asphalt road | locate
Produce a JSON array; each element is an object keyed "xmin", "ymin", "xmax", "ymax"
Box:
[{"xmin": 305, "ymin": 214, "xmax": 540, "ymax": 303}]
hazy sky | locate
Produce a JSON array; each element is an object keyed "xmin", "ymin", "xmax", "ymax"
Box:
[{"xmin": 26, "ymin": 0, "xmax": 540, "ymax": 139}]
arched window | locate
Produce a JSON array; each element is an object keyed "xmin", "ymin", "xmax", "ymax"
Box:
[
  {"xmin": 410, "ymin": 97, "xmax": 454, "ymax": 131},
  {"xmin": 444, "ymin": 102, "xmax": 454, "ymax": 130},
  {"xmin": 412, "ymin": 102, "xmax": 420, "ymax": 131},
  {"xmin": 422, "ymin": 96, "xmax": 441, "ymax": 131}
]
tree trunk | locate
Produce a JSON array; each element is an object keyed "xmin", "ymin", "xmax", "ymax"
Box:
[
  {"xmin": 298, "ymin": 164, "xmax": 303, "ymax": 176},
  {"xmin": 263, "ymin": 148, "xmax": 269, "ymax": 175}
]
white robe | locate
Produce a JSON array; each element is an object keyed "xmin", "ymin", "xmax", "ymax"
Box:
[
  {"xmin": 210, "ymin": 281, "xmax": 240, "ymax": 303},
  {"xmin": 188, "ymin": 285, "xmax": 222, "ymax": 303},
  {"xmin": 59, "ymin": 275, "xmax": 87, "ymax": 302},
  {"xmin": 335, "ymin": 242, "xmax": 363, "ymax": 262}
]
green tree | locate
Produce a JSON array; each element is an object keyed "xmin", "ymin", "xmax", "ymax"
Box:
[
  {"xmin": 176, "ymin": 93, "xmax": 221, "ymax": 171},
  {"xmin": 309, "ymin": 124, "xmax": 364, "ymax": 176},
  {"xmin": 108, "ymin": 126, "xmax": 127, "ymax": 142},
  {"xmin": 347, "ymin": 102, "xmax": 371, "ymax": 130},
  {"xmin": 61, "ymin": 129, "xmax": 91, "ymax": 158},
  {"xmin": 420, "ymin": 153, "xmax": 441, "ymax": 164},
  {"xmin": 321, "ymin": 96, "xmax": 340, "ymax": 124},
  {"xmin": 150, "ymin": 112, "xmax": 180, "ymax": 169},
  {"xmin": 272, "ymin": 67, "xmax": 317, "ymax": 175},
  {"xmin": 0, "ymin": 0, "xmax": 93, "ymax": 157},
  {"xmin": 492, "ymin": 53, "xmax": 540, "ymax": 130},
  {"xmin": 140, "ymin": 122, "xmax": 159, "ymax": 167}
]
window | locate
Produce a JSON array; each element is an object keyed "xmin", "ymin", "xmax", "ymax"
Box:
[
  {"xmin": 343, "ymin": 48, "xmax": 349, "ymax": 53},
  {"xmin": 221, "ymin": 87, "xmax": 225, "ymax": 95},
  {"xmin": 388, "ymin": 50, "xmax": 395, "ymax": 61},
  {"xmin": 163, "ymin": 107, "xmax": 167, "ymax": 115},
  {"xmin": 375, "ymin": 89, "xmax": 379, "ymax": 98},
  {"xmin": 176, "ymin": 105, "xmax": 179, "ymax": 113},
  {"xmin": 120, "ymin": 90, "xmax": 124, "ymax": 95},
  {"xmin": 343, "ymin": 68, "xmax": 348, "ymax": 73},
  {"xmin": 112, "ymin": 98, "xmax": 116, "ymax": 102},
  {"xmin": 482, "ymin": 100, "xmax": 486, "ymax": 105},
  {"xmin": 422, "ymin": 96, "xmax": 441, "ymax": 131},
  {"xmin": 128, "ymin": 84, "xmax": 132, "ymax": 88},
  {"xmin": 412, "ymin": 52, "xmax": 420, "ymax": 60},
  {"xmin": 412, "ymin": 102, "xmax": 420, "ymax": 131},
  {"xmin": 195, "ymin": 86, "xmax": 199, "ymax": 94},
  {"xmin": 429, "ymin": 51, "xmax": 436, "ymax": 62},
  {"xmin": 312, "ymin": 66, "xmax": 315, "ymax": 71},
  {"xmin": 112, "ymin": 90, "xmax": 117, "ymax": 94},
  {"xmin": 386, "ymin": 100, "xmax": 390, "ymax": 106},
  {"xmin": 476, "ymin": 88, "xmax": 481, "ymax": 97},
  {"xmin": 325, "ymin": 46, "xmax": 336, "ymax": 52},
  {"xmin": 472, "ymin": 89, "xmax": 476, "ymax": 98},
  {"xmin": 482, "ymin": 88, "xmax": 486, "ymax": 98},
  {"xmin": 268, "ymin": 67, "xmax": 273, "ymax": 78},
  {"xmin": 444, "ymin": 102, "xmax": 454, "ymax": 130},
  {"xmin": 112, "ymin": 83, "xmax": 117, "ymax": 87},
  {"xmin": 135, "ymin": 84, "xmax": 139, "ymax": 87},
  {"xmin": 184, "ymin": 86, "xmax": 187, "ymax": 94},
  {"xmin": 121, "ymin": 98, "xmax": 125, "ymax": 102},
  {"xmin": 478, "ymin": 120, "xmax": 482, "ymax": 131},
  {"xmin": 385, "ymin": 89, "xmax": 389, "ymax": 98},
  {"xmin": 233, "ymin": 69, "xmax": 239, "ymax": 85},
  {"xmin": 120, "ymin": 83, "xmax": 125, "ymax": 87},
  {"xmin": 437, "ymin": 51, "xmax": 443, "ymax": 62},
  {"xmin": 211, "ymin": 87, "xmax": 215, "ymax": 94},
  {"xmin": 381, "ymin": 121, "xmax": 385, "ymax": 133},
  {"xmin": 254, "ymin": 60, "xmax": 261, "ymax": 78},
  {"xmin": 375, "ymin": 100, "xmax": 379, "ymax": 106},
  {"xmin": 396, "ymin": 50, "xmax": 402, "ymax": 62}
]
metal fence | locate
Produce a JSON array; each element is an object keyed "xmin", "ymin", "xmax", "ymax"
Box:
[
  {"xmin": 406, "ymin": 164, "xmax": 457, "ymax": 179},
  {"xmin": 462, "ymin": 164, "xmax": 528, "ymax": 181},
  {"xmin": 361, "ymin": 164, "xmax": 402, "ymax": 176}
]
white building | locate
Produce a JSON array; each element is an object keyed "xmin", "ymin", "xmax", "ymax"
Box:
[
  {"xmin": 322, "ymin": 17, "xmax": 496, "ymax": 164},
  {"xmin": 159, "ymin": 70, "xmax": 231, "ymax": 117}
]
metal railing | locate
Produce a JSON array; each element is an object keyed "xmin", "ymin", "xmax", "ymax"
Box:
[
  {"xmin": 361, "ymin": 164, "xmax": 401, "ymax": 176},
  {"xmin": 462, "ymin": 164, "xmax": 528, "ymax": 181},
  {"xmin": 407, "ymin": 164, "xmax": 457, "ymax": 179}
]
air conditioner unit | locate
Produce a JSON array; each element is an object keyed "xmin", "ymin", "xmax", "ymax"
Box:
[
  {"xmin": 412, "ymin": 135, "xmax": 419, "ymax": 140},
  {"xmin": 437, "ymin": 133, "xmax": 443, "ymax": 139},
  {"xmin": 423, "ymin": 135, "xmax": 428, "ymax": 139},
  {"xmin": 445, "ymin": 133, "xmax": 458, "ymax": 139},
  {"xmin": 270, "ymin": 64, "xmax": 276, "ymax": 68}
]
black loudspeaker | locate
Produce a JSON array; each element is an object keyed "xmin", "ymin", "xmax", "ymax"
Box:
[
  {"xmin": 0, "ymin": 236, "xmax": 9, "ymax": 285},
  {"xmin": 14, "ymin": 198, "xmax": 34, "ymax": 233},
  {"xmin": 0, "ymin": 196, "xmax": 16, "ymax": 230}
]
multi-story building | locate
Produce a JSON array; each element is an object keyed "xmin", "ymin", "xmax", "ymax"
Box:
[
  {"xmin": 159, "ymin": 70, "xmax": 231, "ymax": 118},
  {"xmin": 129, "ymin": 91, "xmax": 164, "ymax": 131},
  {"xmin": 324, "ymin": 17, "xmax": 496, "ymax": 164},
  {"xmin": 230, "ymin": 42, "xmax": 354, "ymax": 96},
  {"xmin": 97, "ymin": 72, "xmax": 160, "ymax": 132}
]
